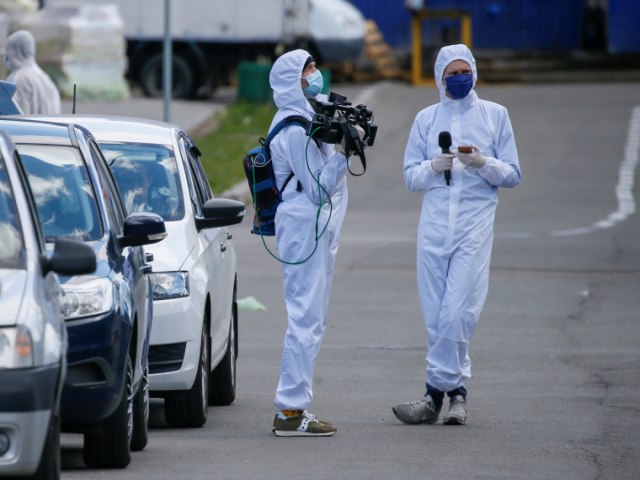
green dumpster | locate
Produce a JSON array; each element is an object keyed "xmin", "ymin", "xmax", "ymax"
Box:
[
  {"xmin": 237, "ymin": 61, "xmax": 272, "ymax": 103},
  {"xmin": 236, "ymin": 62, "xmax": 332, "ymax": 103}
]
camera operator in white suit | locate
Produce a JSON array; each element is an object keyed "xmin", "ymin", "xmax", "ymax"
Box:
[{"xmin": 269, "ymin": 49, "xmax": 357, "ymax": 437}]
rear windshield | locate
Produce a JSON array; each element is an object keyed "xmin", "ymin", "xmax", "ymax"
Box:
[
  {"xmin": 0, "ymin": 157, "xmax": 24, "ymax": 268},
  {"xmin": 100, "ymin": 142, "xmax": 185, "ymax": 221},
  {"xmin": 18, "ymin": 144, "xmax": 102, "ymax": 242}
]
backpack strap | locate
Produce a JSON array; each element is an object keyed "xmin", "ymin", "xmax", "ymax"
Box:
[
  {"xmin": 280, "ymin": 172, "xmax": 302, "ymax": 193},
  {"xmin": 266, "ymin": 115, "xmax": 309, "ymax": 193},
  {"xmin": 264, "ymin": 115, "xmax": 309, "ymax": 149}
]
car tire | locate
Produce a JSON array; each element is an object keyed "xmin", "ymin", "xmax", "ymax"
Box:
[
  {"xmin": 209, "ymin": 288, "xmax": 237, "ymax": 406},
  {"xmin": 164, "ymin": 321, "xmax": 209, "ymax": 428},
  {"xmin": 83, "ymin": 353, "xmax": 133, "ymax": 469},
  {"xmin": 130, "ymin": 364, "xmax": 149, "ymax": 452},
  {"xmin": 139, "ymin": 53, "xmax": 196, "ymax": 99},
  {"xmin": 30, "ymin": 408, "xmax": 60, "ymax": 480}
]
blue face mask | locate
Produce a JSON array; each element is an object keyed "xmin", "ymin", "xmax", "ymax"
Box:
[
  {"xmin": 445, "ymin": 73, "xmax": 473, "ymax": 100},
  {"xmin": 303, "ymin": 70, "xmax": 323, "ymax": 97}
]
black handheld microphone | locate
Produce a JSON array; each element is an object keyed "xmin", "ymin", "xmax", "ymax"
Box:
[{"xmin": 438, "ymin": 131, "xmax": 452, "ymax": 186}]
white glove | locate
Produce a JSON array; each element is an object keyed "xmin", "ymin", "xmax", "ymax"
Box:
[
  {"xmin": 456, "ymin": 146, "xmax": 486, "ymax": 168},
  {"xmin": 431, "ymin": 153, "xmax": 454, "ymax": 173}
]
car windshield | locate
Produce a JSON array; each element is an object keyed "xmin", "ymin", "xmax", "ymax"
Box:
[
  {"xmin": 18, "ymin": 144, "xmax": 102, "ymax": 242},
  {"xmin": 100, "ymin": 142, "xmax": 184, "ymax": 221},
  {"xmin": 0, "ymin": 157, "xmax": 24, "ymax": 268}
]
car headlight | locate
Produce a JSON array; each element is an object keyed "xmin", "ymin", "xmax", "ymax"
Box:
[
  {"xmin": 149, "ymin": 272, "xmax": 190, "ymax": 300},
  {"xmin": 0, "ymin": 325, "xmax": 34, "ymax": 369},
  {"xmin": 62, "ymin": 277, "xmax": 113, "ymax": 320}
]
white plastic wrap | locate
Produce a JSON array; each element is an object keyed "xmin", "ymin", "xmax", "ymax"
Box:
[{"xmin": 14, "ymin": 3, "xmax": 129, "ymax": 100}]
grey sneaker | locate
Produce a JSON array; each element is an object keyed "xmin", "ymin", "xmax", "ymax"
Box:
[
  {"xmin": 273, "ymin": 410, "xmax": 337, "ymax": 437},
  {"xmin": 443, "ymin": 395, "xmax": 467, "ymax": 425},
  {"xmin": 392, "ymin": 395, "xmax": 441, "ymax": 424}
]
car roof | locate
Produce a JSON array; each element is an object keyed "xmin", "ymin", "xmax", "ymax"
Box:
[
  {"xmin": 0, "ymin": 130, "xmax": 15, "ymax": 156},
  {"xmin": 0, "ymin": 118, "xmax": 79, "ymax": 146},
  {"xmin": 14, "ymin": 114, "xmax": 181, "ymax": 145}
]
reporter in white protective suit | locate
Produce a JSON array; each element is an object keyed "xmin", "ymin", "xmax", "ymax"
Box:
[
  {"xmin": 4, "ymin": 30, "xmax": 61, "ymax": 114},
  {"xmin": 269, "ymin": 50, "xmax": 359, "ymax": 437},
  {"xmin": 393, "ymin": 44, "xmax": 521, "ymax": 426}
]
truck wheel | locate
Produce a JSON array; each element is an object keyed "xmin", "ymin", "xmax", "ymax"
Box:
[{"xmin": 139, "ymin": 53, "xmax": 196, "ymax": 99}]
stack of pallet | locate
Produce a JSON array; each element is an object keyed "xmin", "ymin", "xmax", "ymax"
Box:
[
  {"xmin": 361, "ymin": 19, "xmax": 402, "ymax": 80},
  {"xmin": 14, "ymin": 3, "xmax": 129, "ymax": 100}
]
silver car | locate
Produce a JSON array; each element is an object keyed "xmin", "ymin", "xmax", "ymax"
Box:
[{"xmin": 0, "ymin": 131, "xmax": 95, "ymax": 479}]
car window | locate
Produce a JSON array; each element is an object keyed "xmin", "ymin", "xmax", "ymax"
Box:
[
  {"xmin": 0, "ymin": 156, "xmax": 24, "ymax": 268},
  {"xmin": 100, "ymin": 142, "xmax": 185, "ymax": 221},
  {"xmin": 182, "ymin": 136, "xmax": 213, "ymax": 202},
  {"xmin": 178, "ymin": 137, "xmax": 202, "ymax": 217},
  {"xmin": 14, "ymin": 151, "xmax": 46, "ymax": 254},
  {"xmin": 89, "ymin": 141, "xmax": 124, "ymax": 234},
  {"xmin": 17, "ymin": 144, "xmax": 103, "ymax": 242}
]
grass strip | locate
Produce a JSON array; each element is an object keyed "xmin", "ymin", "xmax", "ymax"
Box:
[{"xmin": 193, "ymin": 101, "xmax": 276, "ymax": 195}]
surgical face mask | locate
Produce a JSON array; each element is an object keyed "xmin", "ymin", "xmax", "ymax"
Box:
[
  {"xmin": 303, "ymin": 70, "xmax": 323, "ymax": 97},
  {"xmin": 445, "ymin": 73, "xmax": 473, "ymax": 100}
]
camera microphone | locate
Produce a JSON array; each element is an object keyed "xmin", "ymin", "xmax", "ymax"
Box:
[{"xmin": 438, "ymin": 131, "xmax": 452, "ymax": 186}]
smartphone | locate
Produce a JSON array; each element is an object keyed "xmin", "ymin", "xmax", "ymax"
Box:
[{"xmin": 457, "ymin": 146, "xmax": 473, "ymax": 153}]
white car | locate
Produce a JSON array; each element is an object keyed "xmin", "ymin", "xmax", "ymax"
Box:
[
  {"xmin": 35, "ymin": 115, "xmax": 245, "ymax": 428},
  {"xmin": 0, "ymin": 131, "xmax": 95, "ymax": 478}
]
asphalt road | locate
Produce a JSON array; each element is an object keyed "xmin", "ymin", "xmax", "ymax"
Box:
[{"xmin": 61, "ymin": 80, "xmax": 640, "ymax": 479}]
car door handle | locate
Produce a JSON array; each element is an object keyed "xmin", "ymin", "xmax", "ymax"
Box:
[{"xmin": 220, "ymin": 243, "xmax": 227, "ymax": 252}]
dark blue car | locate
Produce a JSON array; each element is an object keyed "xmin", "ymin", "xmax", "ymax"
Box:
[{"xmin": 0, "ymin": 119, "xmax": 166, "ymax": 469}]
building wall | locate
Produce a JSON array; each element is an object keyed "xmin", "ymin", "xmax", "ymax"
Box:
[
  {"xmin": 347, "ymin": 0, "xmax": 639, "ymax": 53},
  {"xmin": 608, "ymin": 0, "xmax": 640, "ymax": 53}
]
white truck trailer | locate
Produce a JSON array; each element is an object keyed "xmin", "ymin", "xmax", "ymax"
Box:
[{"xmin": 45, "ymin": 0, "xmax": 365, "ymax": 98}]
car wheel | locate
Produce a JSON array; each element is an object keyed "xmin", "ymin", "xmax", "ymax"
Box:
[
  {"xmin": 209, "ymin": 286, "xmax": 237, "ymax": 406},
  {"xmin": 30, "ymin": 408, "xmax": 60, "ymax": 480},
  {"xmin": 130, "ymin": 363, "xmax": 149, "ymax": 452},
  {"xmin": 164, "ymin": 321, "xmax": 209, "ymax": 428},
  {"xmin": 83, "ymin": 353, "xmax": 133, "ymax": 469},
  {"xmin": 139, "ymin": 52, "xmax": 196, "ymax": 99}
]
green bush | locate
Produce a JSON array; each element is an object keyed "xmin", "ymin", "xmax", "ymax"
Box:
[{"xmin": 194, "ymin": 101, "xmax": 277, "ymax": 195}]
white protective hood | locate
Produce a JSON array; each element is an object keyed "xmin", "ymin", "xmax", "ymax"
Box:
[
  {"xmin": 434, "ymin": 44, "xmax": 478, "ymax": 103},
  {"xmin": 4, "ymin": 30, "xmax": 36, "ymax": 71},
  {"xmin": 269, "ymin": 49, "xmax": 315, "ymax": 125}
]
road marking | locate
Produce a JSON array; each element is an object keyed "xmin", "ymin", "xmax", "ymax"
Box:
[
  {"xmin": 353, "ymin": 82, "xmax": 383, "ymax": 106},
  {"xmin": 550, "ymin": 105, "xmax": 640, "ymax": 237}
]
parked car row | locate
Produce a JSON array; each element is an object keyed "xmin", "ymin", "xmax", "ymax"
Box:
[{"xmin": 0, "ymin": 114, "xmax": 245, "ymax": 478}]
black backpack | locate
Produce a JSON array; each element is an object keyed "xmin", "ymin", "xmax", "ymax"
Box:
[{"xmin": 243, "ymin": 115, "xmax": 309, "ymax": 236}]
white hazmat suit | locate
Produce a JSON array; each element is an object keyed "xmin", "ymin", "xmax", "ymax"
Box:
[
  {"xmin": 4, "ymin": 30, "xmax": 61, "ymax": 114},
  {"xmin": 269, "ymin": 49, "xmax": 349, "ymax": 411},
  {"xmin": 403, "ymin": 45, "xmax": 521, "ymax": 394}
]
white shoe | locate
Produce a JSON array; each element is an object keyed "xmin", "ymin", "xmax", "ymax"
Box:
[{"xmin": 443, "ymin": 395, "xmax": 467, "ymax": 425}]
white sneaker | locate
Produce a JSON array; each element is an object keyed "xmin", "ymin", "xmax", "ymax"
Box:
[
  {"xmin": 443, "ymin": 395, "xmax": 467, "ymax": 425},
  {"xmin": 392, "ymin": 395, "xmax": 441, "ymax": 424}
]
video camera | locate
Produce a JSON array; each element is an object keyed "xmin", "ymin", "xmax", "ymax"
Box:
[{"xmin": 308, "ymin": 92, "xmax": 378, "ymax": 173}]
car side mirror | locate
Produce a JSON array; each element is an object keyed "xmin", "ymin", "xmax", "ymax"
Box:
[
  {"xmin": 119, "ymin": 212, "xmax": 167, "ymax": 247},
  {"xmin": 47, "ymin": 237, "xmax": 97, "ymax": 275},
  {"xmin": 195, "ymin": 198, "xmax": 245, "ymax": 231}
]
